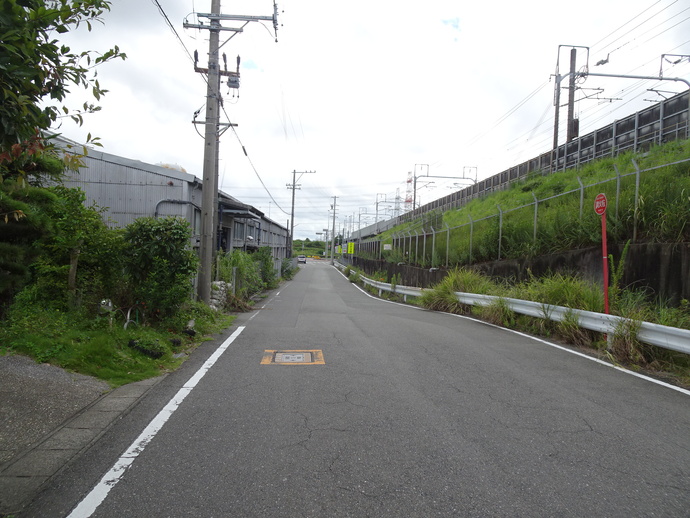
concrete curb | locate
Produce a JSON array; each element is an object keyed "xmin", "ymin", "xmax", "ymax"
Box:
[{"xmin": 0, "ymin": 375, "xmax": 165, "ymax": 516}]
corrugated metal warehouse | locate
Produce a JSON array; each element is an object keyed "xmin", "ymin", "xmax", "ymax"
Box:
[{"xmin": 57, "ymin": 138, "xmax": 289, "ymax": 271}]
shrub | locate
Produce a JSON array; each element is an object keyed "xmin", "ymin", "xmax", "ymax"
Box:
[
  {"xmin": 217, "ymin": 250, "xmax": 262, "ymax": 299},
  {"xmin": 122, "ymin": 217, "xmax": 198, "ymax": 319}
]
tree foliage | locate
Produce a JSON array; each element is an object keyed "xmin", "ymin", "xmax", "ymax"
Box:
[{"xmin": 0, "ymin": 0, "xmax": 126, "ymax": 180}]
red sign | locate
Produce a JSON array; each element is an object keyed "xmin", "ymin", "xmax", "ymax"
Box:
[{"xmin": 594, "ymin": 193, "xmax": 607, "ymax": 215}]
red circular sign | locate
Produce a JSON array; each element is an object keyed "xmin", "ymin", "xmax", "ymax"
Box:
[{"xmin": 594, "ymin": 193, "xmax": 607, "ymax": 215}]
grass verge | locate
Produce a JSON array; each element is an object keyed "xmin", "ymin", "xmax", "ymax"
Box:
[{"xmin": 0, "ymin": 301, "xmax": 235, "ymax": 388}]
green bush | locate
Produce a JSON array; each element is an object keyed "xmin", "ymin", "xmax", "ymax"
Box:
[
  {"xmin": 122, "ymin": 217, "xmax": 198, "ymax": 319},
  {"xmin": 281, "ymin": 257, "xmax": 298, "ymax": 280},
  {"xmin": 255, "ymin": 247, "xmax": 278, "ymax": 290},
  {"xmin": 217, "ymin": 249, "xmax": 262, "ymax": 299}
]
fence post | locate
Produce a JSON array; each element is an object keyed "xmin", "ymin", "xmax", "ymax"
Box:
[
  {"xmin": 532, "ymin": 192, "xmax": 538, "ymax": 245},
  {"xmin": 445, "ymin": 223, "xmax": 450, "ymax": 268},
  {"xmin": 422, "ymin": 228, "xmax": 427, "ymax": 266},
  {"xmin": 577, "ymin": 176, "xmax": 584, "ymax": 220},
  {"xmin": 407, "ymin": 231, "xmax": 412, "ymax": 264},
  {"xmin": 497, "ymin": 205, "xmax": 503, "ymax": 261},
  {"xmin": 431, "ymin": 226, "xmax": 437, "ymax": 267},
  {"xmin": 633, "ymin": 159, "xmax": 641, "ymax": 243},
  {"xmin": 415, "ymin": 230, "xmax": 419, "ymax": 265},
  {"xmin": 468, "ymin": 214, "xmax": 474, "ymax": 264},
  {"xmin": 614, "ymin": 164, "xmax": 621, "ymax": 221}
]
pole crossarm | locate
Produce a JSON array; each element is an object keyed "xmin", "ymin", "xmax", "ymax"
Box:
[
  {"xmin": 197, "ymin": 13, "xmax": 276, "ymax": 22},
  {"xmin": 580, "ymin": 71, "xmax": 690, "ymax": 89}
]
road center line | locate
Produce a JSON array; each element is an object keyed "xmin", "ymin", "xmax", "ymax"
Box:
[{"xmin": 67, "ymin": 326, "xmax": 246, "ymax": 518}]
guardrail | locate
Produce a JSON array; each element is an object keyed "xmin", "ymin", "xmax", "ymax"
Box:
[{"xmin": 336, "ymin": 262, "xmax": 690, "ymax": 355}]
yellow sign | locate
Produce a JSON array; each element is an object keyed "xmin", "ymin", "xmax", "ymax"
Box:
[{"xmin": 348, "ymin": 242, "xmax": 355, "ymax": 254}]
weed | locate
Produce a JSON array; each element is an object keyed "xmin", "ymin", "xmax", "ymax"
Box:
[
  {"xmin": 348, "ymin": 271, "xmax": 360, "ymax": 283},
  {"xmin": 474, "ymin": 298, "xmax": 514, "ymax": 327},
  {"xmin": 557, "ymin": 310, "xmax": 597, "ymax": 347}
]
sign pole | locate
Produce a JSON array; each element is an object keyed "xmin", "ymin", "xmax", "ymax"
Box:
[{"xmin": 594, "ymin": 193, "xmax": 610, "ymax": 314}]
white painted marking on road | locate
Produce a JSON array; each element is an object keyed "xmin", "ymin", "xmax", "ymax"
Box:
[
  {"xmin": 245, "ymin": 289, "xmax": 282, "ymax": 323},
  {"xmin": 67, "ymin": 326, "xmax": 246, "ymax": 518},
  {"xmin": 337, "ymin": 265, "xmax": 690, "ymax": 397}
]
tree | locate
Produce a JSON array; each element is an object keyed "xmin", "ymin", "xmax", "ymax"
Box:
[{"xmin": 0, "ymin": 0, "xmax": 125, "ymax": 181}]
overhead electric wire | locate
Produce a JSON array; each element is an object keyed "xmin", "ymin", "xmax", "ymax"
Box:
[
  {"xmin": 464, "ymin": 81, "xmax": 550, "ymax": 148},
  {"xmin": 149, "ymin": 0, "xmax": 289, "ymax": 216},
  {"xmin": 592, "ymin": 0, "xmax": 677, "ymax": 56},
  {"xmin": 150, "ymin": 0, "xmax": 196, "ymax": 65},
  {"xmin": 221, "ymin": 109, "xmax": 290, "ymax": 216}
]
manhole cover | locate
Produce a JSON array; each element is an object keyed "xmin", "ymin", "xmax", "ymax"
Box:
[
  {"xmin": 261, "ymin": 350, "xmax": 325, "ymax": 365},
  {"xmin": 275, "ymin": 352, "xmax": 312, "ymax": 363}
]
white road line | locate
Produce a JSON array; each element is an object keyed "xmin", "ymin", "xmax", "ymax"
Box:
[
  {"xmin": 339, "ymin": 266, "xmax": 690, "ymax": 397},
  {"xmin": 67, "ymin": 326, "xmax": 246, "ymax": 518}
]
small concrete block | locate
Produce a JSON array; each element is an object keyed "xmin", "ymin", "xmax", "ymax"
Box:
[
  {"xmin": 3, "ymin": 449, "xmax": 78, "ymax": 476},
  {"xmin": 109, "ymin": 384, "xmax": 147, "ymax": 398},
  {"xmin": 67, "ymin": 410, "xmax": 121, "ymax": 430},
  {"xmin": 91, "ymin": 396, "xmax": 137, "ymax": 412},
  {"xmin": 0, "ymin": 475, "xmax": 48, "ymax": 513},
  {"xmin": 39, "ymin": 427, "xmax": 100, "ymax": 450}
]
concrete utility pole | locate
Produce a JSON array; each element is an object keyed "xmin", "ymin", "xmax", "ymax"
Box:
[
  {"xmin": 197, "ymin": 0, "xmax": 222, "ymax": 304},
  {"xmin": 186, "ymin": 1, "xmax": 280, "ymax": 303},
  {"xmin": 330, "ymin": 197, "xmax": 337, "ymax": 265},
  {"xmin": 566, "ymin": 48, "xmax": 578, "ymax": 142},
  {"xmin": 287, "ymin": 170, "xmax": 315, "ymax": 257}
]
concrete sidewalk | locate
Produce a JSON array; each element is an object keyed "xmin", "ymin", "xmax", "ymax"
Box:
[{"xmin": 0, "ymin": 354, "xmax": 163, "ymax": 516}]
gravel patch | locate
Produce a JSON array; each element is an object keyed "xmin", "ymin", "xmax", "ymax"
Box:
[{"xmin": 0, "ymin": 354, "xmax": 110, "ymax": 466}]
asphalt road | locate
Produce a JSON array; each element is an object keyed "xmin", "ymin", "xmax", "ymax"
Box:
[{"xmin": 21, "ymin": 260, "xmax": 690, "ymax": 517}]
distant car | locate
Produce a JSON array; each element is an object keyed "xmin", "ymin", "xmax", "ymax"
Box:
[{"xmin": 297, "ymin": 255, "xmax": 307, "ymax": 264}]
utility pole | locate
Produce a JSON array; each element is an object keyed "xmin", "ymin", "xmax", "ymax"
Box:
[
  {"xmin": 186, "ymin": 1, "xmax": 280, "ymax": 304},
  {"xmin": 286, "ymin": 170, "xmax": 315, "ymax": 258},
  {"xmin": 552, "ymin": 45, "xmax": 589, "ymax": 154},
  {"xmin": 412, "ymin": 164, "xmax": 429, "ymax": 209},
  {"xmin": 330, "ymin": 197, "xmax": 337, "ymax": 265},
  {"xmin": 197, "ymin": 0, "xmax": 222, "ymax": 304},
  {"xmin": 566, "ymin": 48, "xmax": 578, "ymax": 142}
]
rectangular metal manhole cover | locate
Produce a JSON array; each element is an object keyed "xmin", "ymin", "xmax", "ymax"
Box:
[{"xmin": 261, "ymin": 350, "xmax": 325, "ymax": 365}]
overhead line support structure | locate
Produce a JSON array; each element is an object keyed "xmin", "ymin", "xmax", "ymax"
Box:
[
  {"xmin": 187, "ymin": 1, "xmax": 279, "ymax": 304},
  {"xmin": 286, "ymin": 170, "xmax": 316, "ymax": 257},
  {"xmin": 551, "ymin": 48, "xmax": 690, "ymax": 173}
]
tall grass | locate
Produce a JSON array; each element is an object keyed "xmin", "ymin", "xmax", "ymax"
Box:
[
  {"xmin": 379, "ymin": 140, "xmax": 690, "ymax": 266},
  {"xmin": 415, "ymin": 267, "xmax": 689, "ymax": 382}
]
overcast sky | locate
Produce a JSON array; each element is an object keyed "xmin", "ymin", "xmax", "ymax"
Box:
[{"xmin": 53, "ymin": 0, "xmax": 690, "ymax": 239}]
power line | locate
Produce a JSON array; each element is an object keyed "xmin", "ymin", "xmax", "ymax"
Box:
[
  {"xmin": 222, "ymin": 118, "xmax": 290, "ymax": 216},
  {"xmin": 592, "ymin": 0, "xmax": 674, "ymax": 53},
  {"xmin": 149, "ymin": 0, "xmax": 196, "ymax": 64}
]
